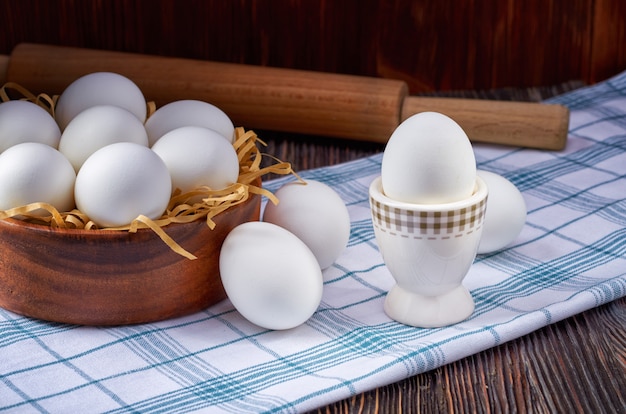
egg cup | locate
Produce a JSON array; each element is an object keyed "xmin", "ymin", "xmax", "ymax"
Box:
[{"xmin": 369, "ymin": 176, "xmax": 488, "ymax": 328}]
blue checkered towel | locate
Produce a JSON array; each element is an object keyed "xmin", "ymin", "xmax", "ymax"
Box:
[{"xmin": 2, "ymin": 72, "xmax": 625, "ymax": 413}]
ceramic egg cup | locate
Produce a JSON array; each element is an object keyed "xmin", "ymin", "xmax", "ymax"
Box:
[{"xmin": 369, "ymin": 176, "xmax": 488, "ymax": 328}]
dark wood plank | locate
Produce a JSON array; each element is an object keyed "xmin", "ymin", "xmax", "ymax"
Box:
[
  {"xmin": 590, "ymin": 0, "xmax": 626, "ymax": 83},
  {"xmin": 1, "ymin": 1, "xmax": 625, "ymax": 92}
]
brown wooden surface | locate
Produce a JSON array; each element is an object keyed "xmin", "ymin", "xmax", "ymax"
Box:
[
  {"xmin": 256, "ymin": 82, "xmax": 626, "ymax": 413},
  {"xmin": 1, "ymin": 1, "xmax": 626, "ymax": 93}
]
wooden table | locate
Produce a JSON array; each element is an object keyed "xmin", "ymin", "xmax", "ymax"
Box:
[{"xmin": 258, "ymin": 82, "xmax": 626, "ymax": 413}]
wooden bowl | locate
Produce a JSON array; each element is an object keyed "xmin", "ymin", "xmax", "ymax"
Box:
[{"xmin": 0, "ymin": 191, "xmax": 261, "ymax": 326}]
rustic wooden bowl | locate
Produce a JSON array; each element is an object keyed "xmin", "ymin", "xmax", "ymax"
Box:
[{"xmin": 0, "ymin": 191, "xmax": 261, "ymax": 326}]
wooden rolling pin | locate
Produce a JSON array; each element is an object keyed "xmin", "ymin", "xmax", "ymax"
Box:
[{"xmin": 1, "ymin": 43, "xmax": 569, "ymax": 150}]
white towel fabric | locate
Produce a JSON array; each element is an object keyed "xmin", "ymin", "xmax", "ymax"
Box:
[{"xmin": 1, "ymin": 71, "xmax": 625, "ymax": 413}]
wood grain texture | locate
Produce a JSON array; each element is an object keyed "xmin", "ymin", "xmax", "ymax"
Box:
[
  {"xmin": 5, "ymin": 43, "xmax": 408, "ymax": 144},
  {"xmin": 401, "ymin": 97, "xmax": 569, "ymax": 150},
  {"xmin": 0, "ymin": 191, "xmax": 260, "ymax": 326},
  {"xmin": 3, "ymin": 43, "xmax": 569, "ymax": 149},
  {"xmin": 590, "ymin": 0, "xmax": 626, "ymax": 82},
  {"xmin": 1, "ymin": 1, "xmax": 625, "ymax": 93}
]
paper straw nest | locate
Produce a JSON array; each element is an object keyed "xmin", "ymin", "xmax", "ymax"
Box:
[{"xmin": 0, "ymin": 82, "xmax": 298, "ymax": 259}]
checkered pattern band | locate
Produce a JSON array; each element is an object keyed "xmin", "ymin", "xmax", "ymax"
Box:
[{"xmin": 370, "ymin": 196, "xmax": 487, "ymax": 239}]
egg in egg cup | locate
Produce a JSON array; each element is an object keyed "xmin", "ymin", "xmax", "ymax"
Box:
[{"xmin": 369, "ymin": 175, "xmax": 488, "ymax": 328}]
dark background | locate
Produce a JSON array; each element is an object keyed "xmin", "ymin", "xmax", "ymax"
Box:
[{"xmin": 2, "ymin": 0, "xmax": 625, "ymax": 93}]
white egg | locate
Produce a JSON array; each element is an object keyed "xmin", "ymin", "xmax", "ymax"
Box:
[
  {"xmin": 381, "ymin": 111, "xmax": 476, "ymax": 204},
  {"xmin": 262, "ymin": 180, "xmax": 351, "ymax": 269},
  {"xmin": 75, "ymin": 142, "xmax": 171, "ymax": 227},
  {"xmin": 151, "ymin": 126, "xmax": 239, "ymax": 194},
  {"xmin": 0, "ymin": 142, "xmax": 75, "ymax": 213},
  {"xmin": 477, "ymin": 170, "xmax": 527, "ymax": 253},
  {"xmin": 219, "ymin": 221, "xmax": 323, "ymax": 330},
  {"xmin": 0, "ymin": 100, "xmax": 61, "ymax": 153},
  {"xmin": 58, "ymin": 105, "xmax": 149, "ymax": 172},
  {"xmin": 144, "ymin": 100, "xmax": 235, "ymax": 145},
  {"xmin": 55, "ymin": 72, "xmax": 147, "ymax": 131}
]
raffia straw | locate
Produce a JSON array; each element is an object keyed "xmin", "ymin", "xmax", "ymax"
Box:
[
  {"xmin": 0, "ymin": 82, "xmax": 57, "ymax": 117},
  {"xmin": 0, "ymin": 202, "xmax": 66, "ymax": 227},
  {"xmin": 0, "ymin": 83, "xmax": 299, "ymax": 259}
]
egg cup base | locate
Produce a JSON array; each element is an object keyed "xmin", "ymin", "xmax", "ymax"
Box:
[{"xmin": 383, "ymin": 284, "xmax": 475, "ymax": 328}]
